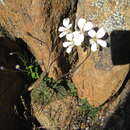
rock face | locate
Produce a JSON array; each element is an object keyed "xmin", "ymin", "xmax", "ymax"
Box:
[
  {"xmin": 32, "ymin": 97, "xmax": 77, "ymax": 130},
  {"xmin": 0, "ymin": 0, "xmax": 78, "ymax": 78},
  {"xmin": 0, "ymin": 0, "xmax": 129, "ymax": 107},
  {"xmin": 72, "ymin": 0, "xmax": 130, "ymax": 106},
  {"xmin": 72, "ymin": 50, "xmax": 129, "ymax": 106}
]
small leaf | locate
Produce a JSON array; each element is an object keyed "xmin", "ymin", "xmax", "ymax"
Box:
[{"xmin": 31, "ymin": 72, "xmax": 36, "ymax": 79}]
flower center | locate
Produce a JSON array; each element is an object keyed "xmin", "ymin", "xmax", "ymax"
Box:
[{"xmin": 93, "ymin": 37, "xmax": 97, "ymax": 43}]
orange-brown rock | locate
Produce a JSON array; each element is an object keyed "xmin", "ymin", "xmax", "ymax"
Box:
[
  {"xmin": 0, "ymin": 0, "xmax": 77, "ymax": 79},
  {"xmin": 0, "ymin": 0, "xmax": 130, "ymax": 107},
  {"xmin": 72, "ymin": 48, "xmax": 129, "ymax": 106},
  {"xmin": 32, "ymin": 97, "xmax": 77, "ymax": 130},
  {"xmin": 72, "ymin": 0, "xmax": 130, "ymax": 106}
]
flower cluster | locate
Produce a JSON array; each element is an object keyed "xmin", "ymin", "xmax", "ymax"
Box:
[{"xmin": 58, "ymin": 18, "xmax": 108, "ymax": 53}]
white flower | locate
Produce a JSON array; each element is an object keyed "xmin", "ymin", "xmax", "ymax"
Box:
[
  {"xmin": 78, "ymin": 18, "xmax": 93, "ymax": 32},
  {"xmin": 72, "ymin": 31, "xmax": 84, "ymax": 46},
  {"xmin": 58, "ymin": 18, "xmax": 72, "ymax": 38},
  {"xmin": 63, "ymin": 33, "xmax": 74, "ymax": 53},
  {"xmin": 63, "ymin": 32, "xmax": 83, "ymax": 53},
  {"xmin": 88, "ymin": 27, "xmax": 107, "ymax": 52},
  {"xmin": 77, "ymin": 18, "xmax": 94, "ymax": 43}
]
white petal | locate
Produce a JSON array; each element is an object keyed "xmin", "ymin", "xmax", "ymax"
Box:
[
  {"xmin": 66, "ymin": 33, "xmax": 73, "ymax": 41},
  {"xmin": 66, "ymin": 23, "xmax": 72, "ymax": 29},
  {"xmin": 74, "ymin": 40, "xmax": 82, "ymax": 46},
  {"xmin": 89, "ymin": 39, "xmax": 97, "ymax": 52},
  {"xmin": 63, "ymin": 42, "xmax": 72, "ymax": 47},
  {"xmin": 73, "ymin": 31, "xmax": 84, "ymax": 46},
  {"xmin": 59, "ymin": 31, "xmax": 68, "ymax": 38},
  {"xmin": 96, "ymin": 27, "xmax": 106, "ymax": 38},
  {"xmin": 58, "ymin": 26, "xmax": 66, "ymax": 32},
  {"xmin": 91, "ymin": 43, "xmax": 97, "ymax": 52},
  {"xmin": 74, "ymin": 36, "xmax": 84, "ymax": 46},
  {"xmin": 88, "ymin": 29, "xmax": 96, "ymax": 38},
  {"xmin": 97, "ymin": 39, "xmax": 107, "ymax": 47},
  {"xmin": 63, "ymin": 18, "xmax": 70, "ymax": 27},
  {"xmin": 77, "ymin": 18, "xmax": 86, "ymax": 30},
  {"xmin": 73, "ymin": 31, "xmax": 80, "ymax": 37},
  {"xmin": 83, "ymin": 22, "xmax": 94, "ymax": 31},
  {"xmin": 58, "ymin": 27, "xmax": 66, "ymax": 32},
  {"xmin": 73, "ymin": 31, "xmax": 84, "ymax": 42},
  {"xmin": 66, "ymin": 46, "xmax": 73, "ymax": 53}
]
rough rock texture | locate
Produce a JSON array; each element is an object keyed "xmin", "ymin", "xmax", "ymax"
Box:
[
  {"xmin": 72, "ymin": 0, "xmax": 130, "ymax": 106},
  {"xmin": 0, "ymin": 0, "xmax": 129, "ymax": 107},
  {"xmin": 0, "ymin": 0, "xmax": 77, "ymax": 78},
  {"xmin": 32, "ymin": 97, "xmax": 77, "ymax": 130},
  {"xmin": 30, "ymin": 75, "xmax": 78, "ymax": 130}
]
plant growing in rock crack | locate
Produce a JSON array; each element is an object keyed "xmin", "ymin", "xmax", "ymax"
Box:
[
  {"xmin": 58, "ymin": 18, "xmax": 108, "ymax": 53},
  {"xmin": 78, "ymin": 98, "xmax": 100, "ymax": 119},
  {"xmin": 31, "ymin": 76, "xmax": 100, "ymax": 121},
  {"xmin": 31, "ymin": 77, "xmax": 78, "ymax": 105},
  {"xmin": 9, "ymin": 50, "xmax": 41, "ymax": 81}
]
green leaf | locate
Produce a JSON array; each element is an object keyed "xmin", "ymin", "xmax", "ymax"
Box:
[{"xmin": 31, "ymin": 72, "xmax": 36, "ymax": 79}]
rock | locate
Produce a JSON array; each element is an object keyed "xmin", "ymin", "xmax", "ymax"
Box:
[
  {"xmin": 0, "ymin": 0, "xmax": 78, "ymax": 79},
  {"xmin": 32, "ymin": 97, "xmax": 78, "ymax": 130},
  {"xmin": 72, "ymin": 0, "xmax": 130, "ymax": 106},
  {"xmin": 30, "ymin": 76, "xmax": 79, "ymax": 130},
  {"xmin": 104, "ymin": 79, "xmax": 130, "ymax": 130},
  {"xmin": 0, "ymin": 0, "xmax": 129, "ymax": 107}
]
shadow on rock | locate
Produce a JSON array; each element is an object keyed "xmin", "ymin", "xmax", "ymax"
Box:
[
  {"xmin": 111, "ymin": 30, "xmax": 130, "ymax": 65},
  {"xmin": 0, "ymin": 37, "xmax": 42, "ymax": 130},
  {"xmin": 104, "ymin": 71, "xmax": 130, "ymax": 130},
  {"xmin": 104, "ymin": 31, "xmax": 130, "ymax": 129}
]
